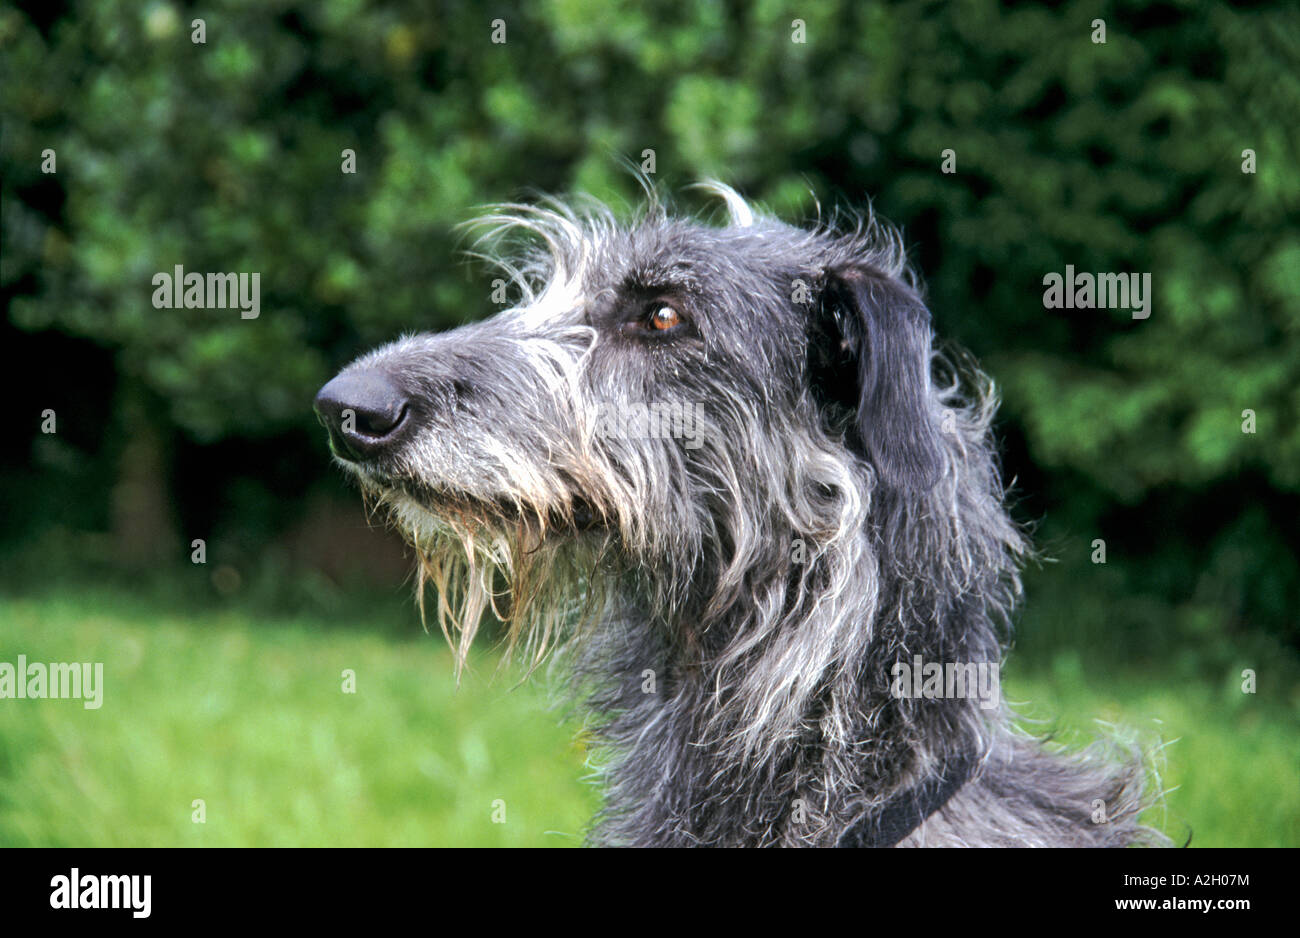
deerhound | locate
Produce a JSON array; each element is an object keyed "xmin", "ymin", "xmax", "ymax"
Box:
[{"xmin": 314, "ymin": 184, "xmax": 1162, "ymax": 847}]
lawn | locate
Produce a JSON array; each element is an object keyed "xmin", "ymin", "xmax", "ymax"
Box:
[
  {"xmin": 1, "ymin": 588, "xmax": 1295, "ymax": 847},
  {"xmin": 0, "ymin": 589, "xmax": 598, "ymax": 847}
]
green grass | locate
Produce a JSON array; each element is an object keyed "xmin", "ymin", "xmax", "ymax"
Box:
[
  {"xmin": 0, "ymin": 589, "xmax": 598, "ymax": 846},
  {"xmin": 1004, "ymin": 651, "xmax": 1300, "ymax": 847},
  {"xmin": 1, "ymin": 588, "xmax": 1295, "ymax": 846}
]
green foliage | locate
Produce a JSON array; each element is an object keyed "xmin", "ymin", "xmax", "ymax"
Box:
[{"xmin": 4, "ymin": 0, "xmax": 1296, "ymax": 461}]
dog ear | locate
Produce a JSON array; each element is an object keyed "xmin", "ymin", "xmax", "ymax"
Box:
[{"xmin": 811, "ymin": 267, "xmax": 946, "ymax": 490}]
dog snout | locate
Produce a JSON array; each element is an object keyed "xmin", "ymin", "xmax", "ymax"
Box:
[{"xmin": 314, "ymin": 369, "xmax": 410, "ymax": 461}]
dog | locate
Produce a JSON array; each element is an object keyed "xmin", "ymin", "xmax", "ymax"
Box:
[{"xmin": 313, "ymin": 183, "xmax": 1163, "ymax": 846}]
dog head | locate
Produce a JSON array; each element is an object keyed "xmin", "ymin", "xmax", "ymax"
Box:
[{"xmin": 314, "ymin": 185, "xmax": 949, "ymax": 664}]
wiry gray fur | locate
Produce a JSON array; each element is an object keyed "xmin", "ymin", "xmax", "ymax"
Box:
[{"xmin": 319, "ymin": 184, "xmax": 1166, "ymax": 847}]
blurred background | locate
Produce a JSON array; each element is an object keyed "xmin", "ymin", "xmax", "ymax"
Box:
[{"xmin": 1, "ymin": 0, "xmax": 1296, "ymax": 846}]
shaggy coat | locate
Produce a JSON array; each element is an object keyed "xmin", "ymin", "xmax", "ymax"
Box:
[{"xmin": 315, "ymin": 185, "xmax": 1162, "ymax": 847}]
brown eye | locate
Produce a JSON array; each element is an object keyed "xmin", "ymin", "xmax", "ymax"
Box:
[{"xmin": 650, "ymin": 305, "xmax": 682, "ymax": 330}]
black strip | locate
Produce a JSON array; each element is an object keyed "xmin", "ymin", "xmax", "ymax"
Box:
[{"xmin": 836, "ymin": 752, "xmax": 979, "ymax": 848}]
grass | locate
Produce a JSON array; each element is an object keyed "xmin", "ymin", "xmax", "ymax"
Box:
[
  {"xmin": 0, "ymin": 587, "xmax": 1295, "ymax": 847},
  {"xmin": 1004, "ymin": 652, "xmax": 1299, "ymax": 847},
  {"xmin": 0, "ymin": 588, "xmax": 598, "ymax": 847}
]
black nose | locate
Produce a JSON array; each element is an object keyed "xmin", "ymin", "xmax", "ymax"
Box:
[{"xmin": 314, "ymin": 370, "xmax": 410, "ymax": 461}]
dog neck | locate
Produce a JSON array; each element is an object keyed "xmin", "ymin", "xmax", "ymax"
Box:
[{"xmin": 575, "ymin": 520, "xmax": 1004, "ymax": 847}]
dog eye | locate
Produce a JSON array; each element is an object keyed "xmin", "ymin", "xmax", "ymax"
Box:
[
  {"xmin": 619, "ymin": 300, "xmax": 690, "ymax": 338},
  {"xmin": 648, "ymin": 304, "xmax": 683, "ymax": 331}
]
